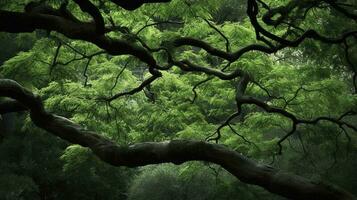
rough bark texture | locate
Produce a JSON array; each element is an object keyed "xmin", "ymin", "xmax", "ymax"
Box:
[{"xmin": 0, "ymin": 79, "xmax": 355, "ymax": 200}]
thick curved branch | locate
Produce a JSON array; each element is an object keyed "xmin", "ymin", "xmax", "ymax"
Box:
[
  {"xmin": 73, "ymin": 0, "xmax": 105, "ymax": 34},
  {"xmin": 173, "ymin": 10, "xmax": 356, "ymax": 63},
  {"xmin": 248, "ymin": 0, "xmax": 357, "ymax": 47},
  {"xmin": 0, "ymin": 78, "xmax": 355, "ymax": 200},
  {"xmin": 0, "ymin": 99, "xmax": 27, "ymax": 114},
  {"xmin": 173, "ymin": 37, "xmax": 274, "ymax": 62},
  {"xmin": 0, "ymin": 10, "xmax": 156, "ymax": 67},
  {"xmin": 261, "ymin": 0, "xmax": 309, "ymax": 26}
]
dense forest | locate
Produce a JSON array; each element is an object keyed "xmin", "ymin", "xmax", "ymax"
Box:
[{"xmin": 0, "ymin": 0, "xmax": 356, "ymax": 199}]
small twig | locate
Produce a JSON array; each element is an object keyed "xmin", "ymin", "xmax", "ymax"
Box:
[
  {"xmin": 190, "ymin": 76, "xmax": 213, "ymax": 103},
  {"xmin": 50, "ymin": 42, "xmax": 62, "ymax": 75},
  {"xmin": 110, "ymin": 60, "xmax": 130, "ymax": 96},
  {"xmin": 136, "ymin": 20, "xmax": 183, "ymax": 35},
  {"xmin": 201, "ymin": 18, "xmax": 230, "ymax": 52},
  {"xmin": 105, "ymin": 75, "xmax": 160, "ymax": 102}
]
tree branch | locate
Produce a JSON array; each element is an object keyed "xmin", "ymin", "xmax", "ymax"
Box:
[
  {"xmin": 0, "ymin": 78, "xmax": 355, "ymax": 200},
  {"xmin": 0, "ymin": 98, "xmax": 27, "ymax": 114},
  {"xmin": 0, "ymin": 10, "xmax": 157, "ymax": 67},
  {"xmin": 73, "ymin": 0, "xmax": 105, "ymax": 34}
]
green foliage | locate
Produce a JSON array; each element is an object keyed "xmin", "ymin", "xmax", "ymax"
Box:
[{"xmin": 1, "ymin": 0, "xmax": 356, "ymax": 199}]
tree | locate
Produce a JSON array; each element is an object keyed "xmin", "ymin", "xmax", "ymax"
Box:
[{"xmin": 0, "ymin": 0, "xmax": 356, "ymax": 199}]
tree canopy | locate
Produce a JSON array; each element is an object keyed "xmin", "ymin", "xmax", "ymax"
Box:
[{"xmin": 0, "ymin": 0, "xmax": 356, "ymax": 199}]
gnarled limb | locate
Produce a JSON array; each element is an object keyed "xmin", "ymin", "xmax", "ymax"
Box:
[
  {"xmin": 0, "ymin": 98, "xmax": 26, "ymax": 114},
  {"xmin": 0, "ymin": 10, "xmax": 156, "ymax": 67},
  {"xmin": 0, "ymin": 79, "xmax": 356, "ymax": 200},
  {"xmin": 73, "ymin": 0, "xmax": 105, "ymax": 34}
]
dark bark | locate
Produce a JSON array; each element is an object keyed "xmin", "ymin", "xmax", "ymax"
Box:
[
  {"xmin": 0, "ymin": 0, "xmax": 356, "ymax": 199},
  {"xmin": 0, "ymin": 10, "xmax": 156, "ymax": 67},
  {"xmin": 0, "ymin": 79, "xmax": 355, "ymax": 200}
]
